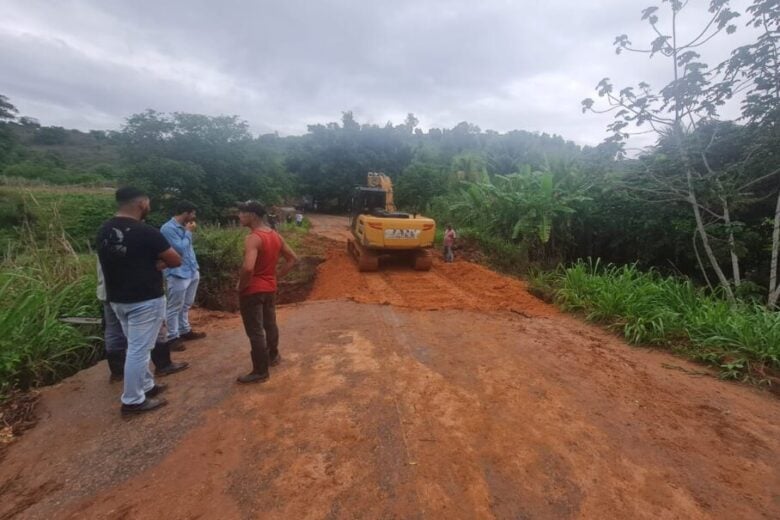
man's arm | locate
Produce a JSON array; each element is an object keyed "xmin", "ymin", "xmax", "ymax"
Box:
[
  {"xmin": 159, "ymin": 247, "xmax": 182, "ymax": 268},
  {"xmin": 151, "ymin": 227, "xmax": 181, "ymax": 269},
  {"xmin": 277, "ymin": 237, "xmax": 299, "ymax": 278},
  {"xmin": 161, "ymin": 222, "xmax": 188, "ymax": 255},
  {"xmin": 238, "ymin": 234, "xmax": 261, "ymax": 292}
]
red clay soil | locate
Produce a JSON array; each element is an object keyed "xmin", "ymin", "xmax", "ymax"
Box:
[
  {"xmin": 310, "ymin": 246, "xmax": 555, "ymax": 317},
  {"xmin": 0, "ymin": 215, "xmax": 778, "ymax": 519}
]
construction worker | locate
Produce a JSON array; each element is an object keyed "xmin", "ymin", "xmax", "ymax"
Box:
[
  {"xmin": 443, "ymin": 224, "xmax": 457, "ymax": 263},
  {"xmin": 235, "ymin": 201, "xmax": 299, "ymax": 384}
]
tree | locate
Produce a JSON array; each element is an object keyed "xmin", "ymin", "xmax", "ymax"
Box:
[
  {"xmin": 403, "ymin": 113, "xmax": 419, "ymax": 134},
  {"xmin": 0, "ymin": 95, "xmax": 19, "ymax": 165},
  {"xmin": 715, "ymin": 0, "xmax": 780, "ymax": 304},
  {"xmin": 583, "ymin": 0, "xmax": 748, "ymax": 301},
  {"xmin": 395, "ymin": 163, "xmax": 447, "ymax": 213},
  {"xmin": 32, "ymin": 126, "xmax": 68, "ymax": 145},
  {"xmin": 0, "ymin": 95, "xmax": 17, "ymax": 122}
]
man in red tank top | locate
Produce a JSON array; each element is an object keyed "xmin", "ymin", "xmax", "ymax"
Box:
[{"xmin": 236, "ymin": 201, "xmax": 299, "ymax": 384}]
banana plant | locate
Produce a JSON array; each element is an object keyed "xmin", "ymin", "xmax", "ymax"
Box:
[{"xmin": 450, "ymin": 164, "xmax": 589, "ymax": 246}]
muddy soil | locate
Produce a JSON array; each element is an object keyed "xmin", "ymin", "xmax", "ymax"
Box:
[{"xmin": 0, "ymin": 215, "xmax": 778, "ymax": 519}]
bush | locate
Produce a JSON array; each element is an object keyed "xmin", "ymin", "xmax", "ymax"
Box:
[
  {"xmin": 194, "ymin": 225, "xmax": 245, "ymax": 311},
  {"xmin": 531, "ymin": 260, "xmax": 780, "ymax": 381}
]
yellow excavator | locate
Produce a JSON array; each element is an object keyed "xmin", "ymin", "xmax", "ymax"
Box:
[{"xmin": 347, "ymin": 172, "xmax": 436, "ymax": 271}]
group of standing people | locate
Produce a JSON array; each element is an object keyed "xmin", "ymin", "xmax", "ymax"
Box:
[{"xmin": 97, "ymin": 188, "xmax": 298, "ymax": 415}]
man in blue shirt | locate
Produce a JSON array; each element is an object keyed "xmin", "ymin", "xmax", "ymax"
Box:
[{"xmin": 161, "ymin": 201, "xmax": 207, "ymax": 344}]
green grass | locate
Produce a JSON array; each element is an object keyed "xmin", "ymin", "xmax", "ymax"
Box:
[
  {"xmin": 0, "ymin": 224, "xmax": 100, "ymax": 400},
  {"xmin": 530, "ymin": 260, "xmax": 780, "ymax": 381},
  {"xmin": 0, "ymin": 186, "xmax": 115, "ymax": 252}
]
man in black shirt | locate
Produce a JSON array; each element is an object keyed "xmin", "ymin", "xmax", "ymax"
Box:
[{"xmin": 97, "ymin": 187, "xmax": 183, "ymax": 414}]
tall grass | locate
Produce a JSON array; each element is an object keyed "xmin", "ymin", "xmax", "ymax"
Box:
[
  {"xmin": 1, "ymin": 221, "xmax": 100, "ymax": 399},
  {"xmin": 531, "ymin": 260, "xmax": 780, "ymax": 381}
]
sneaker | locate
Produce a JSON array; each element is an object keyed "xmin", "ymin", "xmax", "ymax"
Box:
[
  {"xmin": 121, "ymin": 397, "xmax": 167, "ymax": 415},
  {"xmin": 237, "ymin": 372, "xmax": 270, "ymax": 384},
  {"xmin": 270, "ymin": 355, "xmax": 282, "ymax": 367},
  {"xmin": 145, "ymin": 384, "xmax": 168, "ymax": 398},
  {"xmin": 180, "ymin": 331, "xmax": 207, "ymax": 341},
  {"xmin": 155, "ymin": 361, "xmax": 190, "ymax": 377}
]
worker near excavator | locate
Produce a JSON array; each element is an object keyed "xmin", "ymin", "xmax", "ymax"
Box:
[
  {"xmin": 235, "ymin": 201, "xmax": 299, "ymax": 384},
  {"xmin": 443, "ymin": 224, "xmax": 457, "ymax": 263}
]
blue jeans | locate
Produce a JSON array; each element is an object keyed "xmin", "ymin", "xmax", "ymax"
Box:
[
  {"xmin": 165, "ymin": 272, "xmax": 199, "ymax": 341},
  {"xmin": 103, "ymin": 301, "xmax": 168, "ymax": 352},
  {"xmin": 102, "ymin": 301, "xmax": 127, "ymax": 354},
  {"xmin": 111, "ymin": 297, "xmax": 166, "ymax": 405}
]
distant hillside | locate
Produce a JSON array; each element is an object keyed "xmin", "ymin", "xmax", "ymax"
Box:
[
  {"xmin": 8, "ymin": 122, "xmax": 122, "ymax": 170},
  {"xmin": 1, "ymin": 121, "xmax": 122, "ymax": 186}
]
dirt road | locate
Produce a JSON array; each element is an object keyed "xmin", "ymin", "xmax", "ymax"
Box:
[{"xmin": 1, "ymin": 215, "xmax": 779, "ymax": 519}]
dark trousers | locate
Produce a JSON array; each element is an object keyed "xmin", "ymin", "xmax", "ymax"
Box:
[{"xmin": 239, "ymin": 291, "xmax": 279, "ymax": 375}]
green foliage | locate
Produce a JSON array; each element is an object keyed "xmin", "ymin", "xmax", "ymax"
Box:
[
  {"xmin": 532, "ymin": 260, "xmax": 780, "ymax": 380},
  {"xmin": 0, "ymin": 222, "xmax": 100, "ymax": 399},
  {"xmin": 1, "ymin": 188, "xmax": 116, "ymax": 251},
  {"xmin": 193, "ymin": 225, "xmax": 245, "ymax": 311},
  {"xmin": 122, "ymin": 158, "xmax": 211, "ymax": 218},
  {"xmin": 32, "ymin": 126, "xmax": 68, "ymax": 145},
  {"xmin": 1, "ymin": 148, "xmax": 117, "ymax": 186},
  {"xmin": 432, "ymin": 163, "xmax": 590, "ymax": 267},
  {"xmin": 461, "ymin": 229, "xmax": 530, "ymax": 275},
  {"xmin": 395, "ymin": 163, "xmax": 447, "ymax": 213},
  {"xmin": 119, "ymin": 111, "xmax": 293, "ymax": 221},
  {"xmin": 0, "ymin": 94, "xmax": 17, "ymax": 122}
]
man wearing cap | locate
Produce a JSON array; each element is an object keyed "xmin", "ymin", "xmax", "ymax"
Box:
[
  {"xmin": 236, "ymin": 201, "xmax": 299, "ymax": 384},
  {"xmin": 97, "ymin": 187, "xmax": 183, "ymax": 414}
]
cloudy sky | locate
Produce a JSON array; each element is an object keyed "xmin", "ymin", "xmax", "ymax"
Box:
[{"xmin": 0, "ymin": 0, "xmax": 758, "ymax": 146}]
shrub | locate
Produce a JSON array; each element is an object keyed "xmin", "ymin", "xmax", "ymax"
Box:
[{"xmin": 194, "ymin": 225, "xmax": 245, "ymax": 311}]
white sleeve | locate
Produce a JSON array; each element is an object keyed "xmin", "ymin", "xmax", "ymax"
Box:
[{"xmin": 96, "ymin": 257, "xmax": 106, "ymax": 302}]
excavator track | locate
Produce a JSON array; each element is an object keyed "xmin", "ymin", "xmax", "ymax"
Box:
[
  {"xmin": 413, "ymin": 249, "xmax": 433, "ymax": 271},
  {"xmin": 347, "ymin": 238, "xmax": 380, "ymax": 272}
]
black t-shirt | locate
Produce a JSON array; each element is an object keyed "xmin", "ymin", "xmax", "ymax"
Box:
[{"xmin": 96, "ymin": 217, "xmax": 171, "ymax": 303}]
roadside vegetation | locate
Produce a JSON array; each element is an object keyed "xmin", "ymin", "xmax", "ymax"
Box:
[
  {"xmin": 0, "ymin": 221, "xmax": 100, "ymax": 399},
  {"xmin": 531, "ymin": 261, "xmax": 780, "ymax": 382}
]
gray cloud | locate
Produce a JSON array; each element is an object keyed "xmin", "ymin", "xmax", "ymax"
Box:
[{"xmin": 0, "ymin": 0, "xmax": 759, "ymax": 146}]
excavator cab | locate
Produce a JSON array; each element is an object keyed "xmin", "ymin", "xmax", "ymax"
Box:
[
  {"xmin": 350, "ymin": 187, "xmax": 410, "ymax": 226},
  {"xmin": 349, "ymin": 188, "xmax": 386, "ymax": 225}
]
